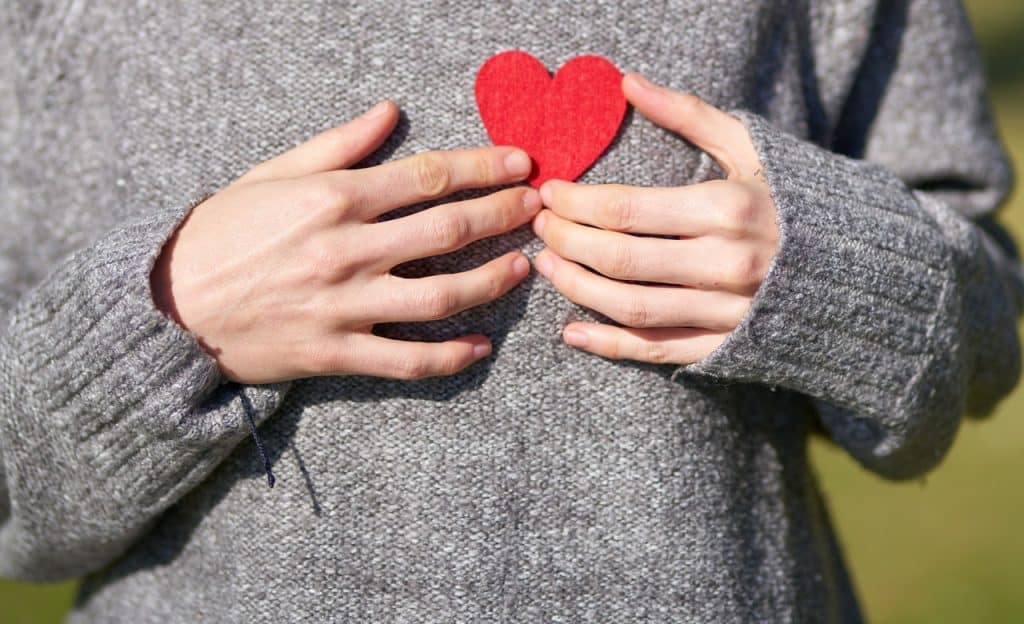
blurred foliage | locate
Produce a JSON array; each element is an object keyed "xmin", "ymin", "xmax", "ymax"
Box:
[{"xmin": 1, "ymin": 1, "xmax": 1023, "ymax": 622}]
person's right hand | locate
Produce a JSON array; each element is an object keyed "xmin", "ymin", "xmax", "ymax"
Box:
[{"xmin": 150, "ymin": 100, "xmax": 539, "ymax": 384}]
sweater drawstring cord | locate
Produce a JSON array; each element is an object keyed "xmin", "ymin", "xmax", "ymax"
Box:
[{"xmin": 243, "ymin": 408, "xmax": 276, "ymax": 488}]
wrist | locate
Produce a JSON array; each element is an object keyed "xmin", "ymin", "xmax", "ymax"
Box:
[
  {"xmin": 150, "ymin": 230, "xmax": 186, "ymax": 328},
  {"xmin": 149, "ymin": 194, "xmax": 212, "ymax": 332}
]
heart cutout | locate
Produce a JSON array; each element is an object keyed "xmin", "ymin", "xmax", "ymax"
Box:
[{"xmin": 475, "ymin": 51, "xmax": 627, "ymax": 188}]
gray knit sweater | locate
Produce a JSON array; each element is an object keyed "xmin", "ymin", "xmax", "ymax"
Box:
[{"xmin": 1, "ymin": 0, "xmax": 1020, "ymax": 622}]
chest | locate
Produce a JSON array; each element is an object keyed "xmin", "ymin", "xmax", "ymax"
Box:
[{"xmin": 5, "ymin": 0, "xmax": 867, "ymax": 285}]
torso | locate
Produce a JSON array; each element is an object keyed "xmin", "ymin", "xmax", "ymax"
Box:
[{"xmin": 5, "ymin": 2, "xmax": 869, "ymax": 621}]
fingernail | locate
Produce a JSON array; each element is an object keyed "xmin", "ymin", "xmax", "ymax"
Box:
[
  {"xmin": 505, "ymin": 150, "xmax": 532, "ymax": 178},
  {"xmin": 512, "ymin": 255, "xmax": 530, "ymax": 276},
  {"xmin": 533, "ymin": 211, "xmax": 547, "ymax": 236},
  {"xmin": 473, "ymin": 342, "xmax": 492, "ymax": 358},
  {"xmin": 563, "ymin": 329, "xmax": 590, "ymax": 348},
  {"xmin": 539, "ymin": 181, "xmax": 555, "ymax": 206},
  {"xmin": 362, "ymin": 100, "xmax": 390, "ymax": 119},
  {"xmin": 534, "ymin": 251, "xmax": 553, "ymax": 277}
]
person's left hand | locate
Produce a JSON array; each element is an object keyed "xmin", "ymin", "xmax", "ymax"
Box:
[{"xmin": 531, "ymin": 72, "xmax": 779, "ymax": 365}]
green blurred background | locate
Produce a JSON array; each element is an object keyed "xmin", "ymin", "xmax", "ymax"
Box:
[{"xmin": 2, "ymin": 2, "xmax": 1023, "ymax": 622}]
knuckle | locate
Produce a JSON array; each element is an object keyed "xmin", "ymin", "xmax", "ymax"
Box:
[
  {"xmin": 332, "ymin": 192, "xmax": 357, "ymax": 220},
  {"xmin": 427, "ymin": 213, "xmax": 470, "ymax": 253},
  {"xmin": 597, "ymin": 190, "xmax": 638, "ymax": 232},
  {"xmin": 727, "ymin": 250, "xmax": 761, "ymax": 288},
  {"xmin": 307, "ymin": 177, "xmax": 355, "ymax": 221},
  {"xmin": 675, "ymin": 93, "xmax": 704, "ymax": 118},
  {"xmin": 483, "ymin": 266, "xmax": 507, "ymax": 301},
  {"xmin": 644, "ymin": 342, "xmax": 671, "ymax": 364},
  {"xmin": 436, "ymin": 347, "xmax": 467, "ymax": 376},
  {"xmin": 620, "ymin": 299, "xmax": 651, "ymax": 328},
  {"xmin": 473, "ymin": 153, "xmax": 494, "ymax": 184},
  {"xmin": 417, "ymin": 286, "xmax": 460, "ymax": 320},
  {"xmin": 412, "ymin": 152, "xmax": 451, "ymax": 197},
  {"xmin": 719, "ymin": 187, "xmax": 757, "ymax": 234},
  {"xmin": 606, "ymin": 338, "xmax": 626, "ymax": 361},
  {"xmin": 605, "ymin": 242, "xmax": 637, "ymax": 278},
  {"xmin": 392, "ymin": 355, "xmax": 430, "ymax": 380}
]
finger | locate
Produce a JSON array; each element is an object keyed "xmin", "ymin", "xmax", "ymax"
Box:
[
  {"xmin": 621, "ymin": 73, "xmax": 759, "ymax": 177},
  {"xmin": 308, "ymin": 332, "xmax": 492, "ymax": 380},
  {"xmin": 355, "ymin": 252, "xmax": 530, "ymax": 324},
  {"xmin": 331, "ymin": 146, "xmax": 533, "ymax": 218},
  {"xmin": 370, "ymin": 187, "xmax": 540, "ymax": 268},
  {"xmin": 237, "ymin": 100, "xmax": 399, "ymax": 185},
  {"xmin": 561, "ymin": 321, "xmax": 727, "ymax": 365},
  {"xmin": 534, "ymin": 209, "xmax": 768, "ymax": 294},
  {"xmin": 533, "ymin": 249, "xmax": 748, "ymax": 330},
  {"xmin": 539, "ymin": 178, "xmax": 750, "ymax": 237}
]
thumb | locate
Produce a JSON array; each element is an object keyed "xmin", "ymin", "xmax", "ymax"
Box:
[
  {"xmin": 235, "ymin": 99, "xmax": 399, "ymax": 185},
  {"xmin": 621, "ymin": 73, "xmax": 757, "ymax": 178}
]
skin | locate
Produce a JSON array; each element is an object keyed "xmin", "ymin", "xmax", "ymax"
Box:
[
  {"xmin": 151, "ymin": 100, "xmax": 541, "ymax": 384},
  {"xmin": 152, "ymin": 72, "xmax": 778, "ymax": 383},
  {"xmin": 531, "ymin": 72, "xmax": 780, "ymax": 365}
]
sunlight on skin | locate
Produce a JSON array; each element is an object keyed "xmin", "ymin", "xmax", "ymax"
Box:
[{"xmin": 1, "ymin": 2, "xmax": 1022, "ymax": 622}]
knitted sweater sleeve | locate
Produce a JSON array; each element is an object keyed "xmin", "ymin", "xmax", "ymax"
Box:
[
  {"xmin": 0, "ymin": 34, "xmax": 291, "ymax": 584},
  {"xmin": 681, "ymin": 0, "xmax": 1023, "ymax": 479},
  {"xmin": 0, "ymin": 199, "xmax": 293, "ymax": 581}
]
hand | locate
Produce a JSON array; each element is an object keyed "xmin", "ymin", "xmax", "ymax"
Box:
[
  {"xmin": 531, "ymin": 73, "xmax": 779, "ymax": 365},
  {"xmin": 151, "ymin": 100, "xmax": 540, "ymax": 384}
]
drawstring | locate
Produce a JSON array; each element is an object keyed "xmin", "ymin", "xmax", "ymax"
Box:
[
  {"xmin": 236, "ymin": 386, "xmax": 276, "ymax": 488},
  {"xmin": 243, "ymin": 408, "xmax": 276, "ymax": 488}
]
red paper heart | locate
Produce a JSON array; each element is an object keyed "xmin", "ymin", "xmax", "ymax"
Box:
[{"xmin": 475, "ymin": 51, "xmax": 627, "ymax": 188}]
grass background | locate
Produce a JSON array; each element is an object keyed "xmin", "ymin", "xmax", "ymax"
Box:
[{"xmin": 2, "ymin": 2, "xmax": 1022, "ymax": 622}]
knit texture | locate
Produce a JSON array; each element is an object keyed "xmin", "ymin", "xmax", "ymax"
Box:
[{"xmin": 0, "ymin": 1, "xmax": 1020, "ymax": 622}]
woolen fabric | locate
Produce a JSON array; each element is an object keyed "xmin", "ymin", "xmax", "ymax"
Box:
[{"xmin": 1, "ymin": 1, "xmax": 1020, "ymax": 622}]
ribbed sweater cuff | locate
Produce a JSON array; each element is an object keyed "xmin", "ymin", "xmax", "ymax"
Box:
[
  {"xmin": 5, "ymin": 197, "xmax": 290, "ymax": 515},
  {"xmin": 679, "ymin": 111, "xmax": 959, "ymax": 420}
]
